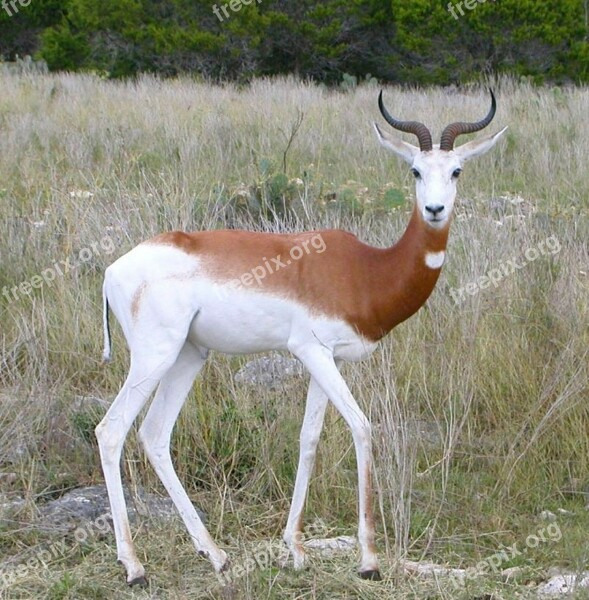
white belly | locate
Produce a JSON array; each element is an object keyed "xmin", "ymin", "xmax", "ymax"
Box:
[{"xmin": 186, "ymin": 281, "xmax": 377, "ymax": 361}]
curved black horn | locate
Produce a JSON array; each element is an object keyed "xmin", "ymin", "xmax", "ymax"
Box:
[
  {"xmin": 378, "ymin": 90, "xmax": 433, "ymax": 152},
  {"xmin": 439, "ymin": 89, "xmax": 496, "ymax": 151}
]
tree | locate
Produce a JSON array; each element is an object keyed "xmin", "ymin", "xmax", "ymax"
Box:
[{"xmin": 1, "ymin": 0, "xmax": 588, "ymax": 84}]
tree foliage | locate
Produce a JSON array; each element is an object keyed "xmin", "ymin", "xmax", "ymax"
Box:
[{"xmin": 1, "ymin": 0, "xmax": 588, "ymax": 83}]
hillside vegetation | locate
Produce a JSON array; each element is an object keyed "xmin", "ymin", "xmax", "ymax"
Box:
[{"xmin": 1, "ymin": 0, "xmax": 589, "ymax": 84}]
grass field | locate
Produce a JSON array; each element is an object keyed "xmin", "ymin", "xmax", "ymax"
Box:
[{"xmin": 0, "ymin": 72, "xmax": 588, "ymax": 599}]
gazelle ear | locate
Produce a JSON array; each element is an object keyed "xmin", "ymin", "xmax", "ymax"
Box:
[
  {"xmin": 373, "ymin": 123, "xmax": 419, "ymax": 165},
  {"xmin": 454, "ymin": 126, "xmax": 508, "ymax": 162}
]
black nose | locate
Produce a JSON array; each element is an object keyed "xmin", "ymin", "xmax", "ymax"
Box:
[{"xmin": 425, "ymin": 204, "xmax": 444, "ymax": 216}]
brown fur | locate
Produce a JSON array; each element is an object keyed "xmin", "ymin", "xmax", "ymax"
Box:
[
  {"xmin": 150, "ymin": 208, "xmax": 449, "ymax": 342},
  {"xmin": 130, "ymin": 282, "xmax": 147, "ymax": 321}
]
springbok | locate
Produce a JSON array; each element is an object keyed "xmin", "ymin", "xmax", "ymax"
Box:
[{"xmin": 97, "ymin": 90, "xmax": 506, "ymax": 584}]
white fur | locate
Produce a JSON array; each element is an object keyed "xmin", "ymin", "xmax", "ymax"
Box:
[
  {"xmin": 96, "ymin": 243, "xmax": 379, "ymax": 583},
  {"xmin": 373, "ymin": 123, "xmax": 507, "ymax": 229},
  {"xmin": 425, "ymin": 250, "xmax": 445, "ymax": 269}
]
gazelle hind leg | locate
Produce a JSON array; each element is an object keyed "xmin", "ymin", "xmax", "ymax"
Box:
[
  {"xmin": 138, "ymin": 341, "xmax": 228, "ymax": 573},
  {"xmin": 96, "ymin": 344, "xmax": 186, "ymax": 584}
]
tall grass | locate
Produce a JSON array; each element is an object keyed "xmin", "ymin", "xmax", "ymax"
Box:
[{"xmin": 0, "ymin": 72, "xmax": 587, "ymax": 597}]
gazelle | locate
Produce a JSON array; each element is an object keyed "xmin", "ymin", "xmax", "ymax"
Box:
[{"xmin": 97, "ymin": 90, "xmax": 506, "ymax": 584}]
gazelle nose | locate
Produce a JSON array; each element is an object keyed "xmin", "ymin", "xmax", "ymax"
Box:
[{"xmin": 425, "ymin": 204, "xmax": 444, "ymax": 216}]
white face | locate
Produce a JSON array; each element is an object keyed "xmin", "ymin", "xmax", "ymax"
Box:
[
  {"xmin": 374, "ymin": 123, "xmax": 508, "ymax": 229},
  {"xmin": 410, "ymin": 150, "xmax": 463, "ymax": 228}
]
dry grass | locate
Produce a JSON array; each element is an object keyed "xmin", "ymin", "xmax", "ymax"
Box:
[{"xmin": 0, "ymin": 73, "xmax": 588, "ymax": 598}]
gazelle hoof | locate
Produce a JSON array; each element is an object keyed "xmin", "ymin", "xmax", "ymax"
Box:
[
  {"xmin": 118, "ymin": 558, "xmax": 146, "ymax": 586},
  {"xmin": 127, "ymin": 574, "xmax": 148, "ymax": 586},
  {"xmin": 219, "ymin": 557, "xmax": 231, "ymax": 573},
  {"xmin": 359, "ymin": 569, "xmax": 381, "ymax": 581}
]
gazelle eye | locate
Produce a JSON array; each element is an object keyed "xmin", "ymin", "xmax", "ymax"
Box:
[
  {"xmin": 411, "ymin": 168, "xmax": 421, "ymax": 179},
  {"xmin": 452, "ymin": 168, "xmax": 462, "ymax": 178}
]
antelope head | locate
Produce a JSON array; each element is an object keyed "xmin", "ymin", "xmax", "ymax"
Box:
[{"xmin": 374, "ymin": 90, "xmax": 507, "ymax": 229}]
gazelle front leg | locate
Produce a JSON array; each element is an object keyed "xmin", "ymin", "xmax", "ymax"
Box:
[
  {"xmin": 289, "ymin": 343, "xmax": 380, "ymax": 580},
  {"xmin": 283, "ymin": 374, "xmax": 331, "ymax": 568}
]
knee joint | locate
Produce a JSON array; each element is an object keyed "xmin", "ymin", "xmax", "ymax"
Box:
[
  {"xmin": 138, "ymin": 427, "xmax": 169, "ymax": 461},
  {"xmin": 352, "ymin": 417, "xmax": 371, "ymax": 446}
]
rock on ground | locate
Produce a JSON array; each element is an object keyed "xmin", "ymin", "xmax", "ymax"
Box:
[
  {"xmin": 537, "ymin": 572, "xmax": 589, "ymax": 597},
  {"xmin": 33, "ymin": 484, "xmax": 203, "ymax": 534},
  {"xmin": 234, "ymin": 353, "xmax": 304, "ymax": 389}
]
